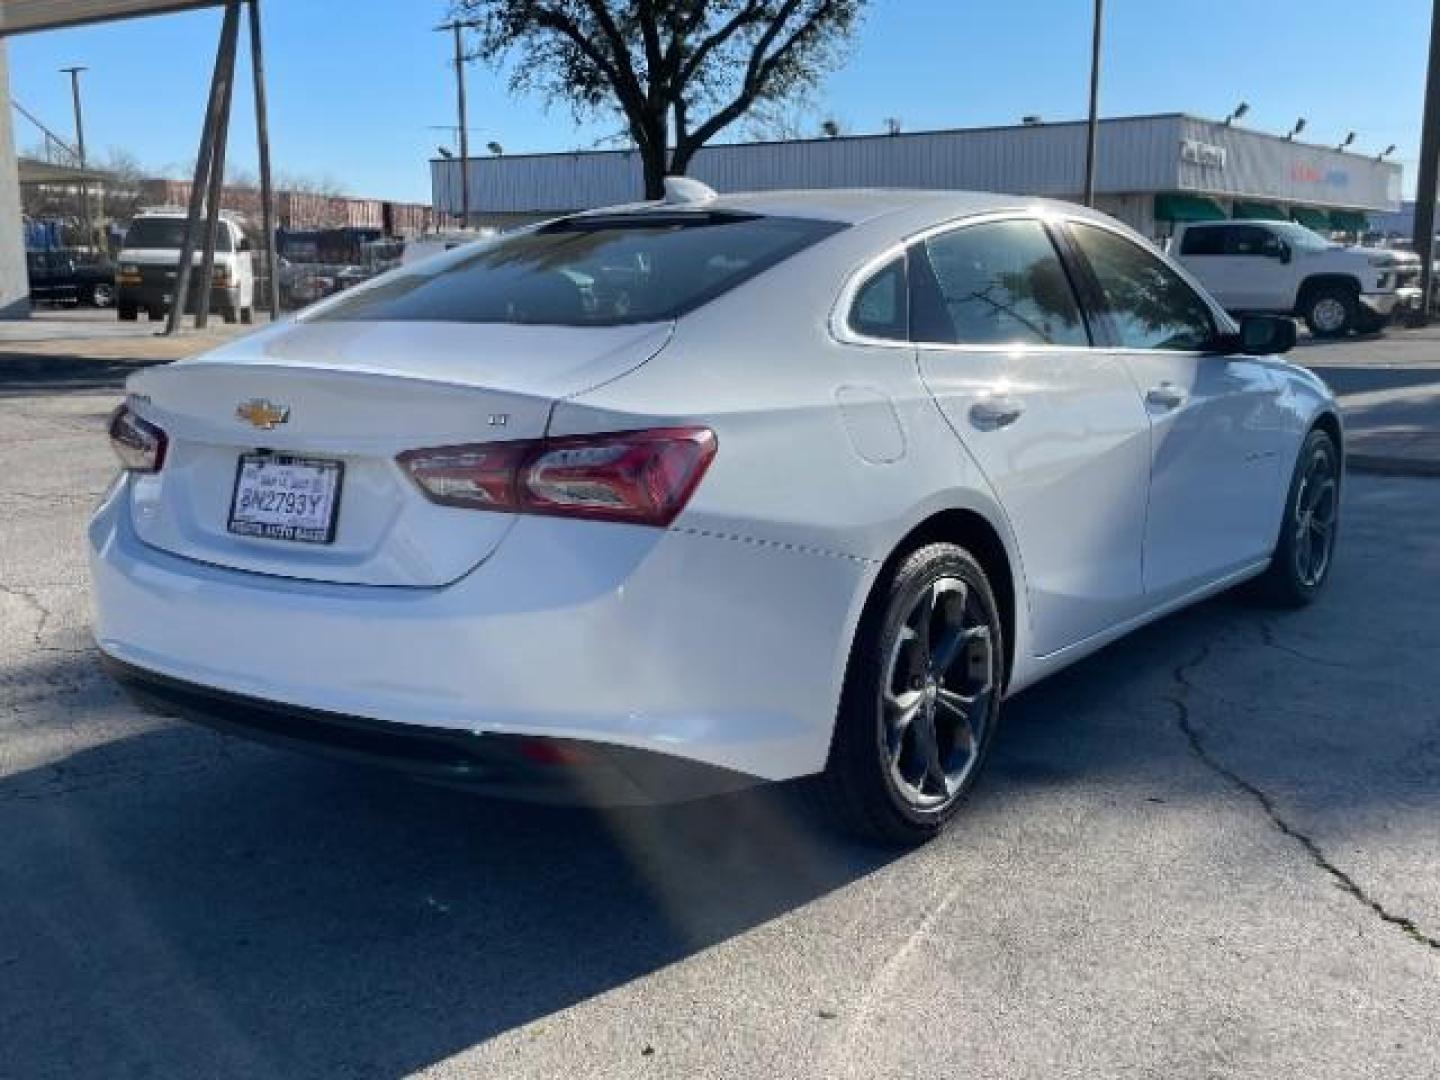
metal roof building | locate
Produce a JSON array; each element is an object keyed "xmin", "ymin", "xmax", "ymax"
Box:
[{"xmin": 431, "ymin": 112, "xmax": 1403, "ymax": 240}]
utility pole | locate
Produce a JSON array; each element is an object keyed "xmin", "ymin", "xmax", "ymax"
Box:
[
  {"xmin": 436, "ymin": 21, "xmax": 471, "ymax": 228},
  {"xmin": 248, "ymin": 0, "xmax": 280, "ymax": 320},
  {"xmin": 60, "ymin": 65, "xmax": 92, "ymax": 249},
  {"xmin": 1413, "ymin": 0, "xmax": 1440, "ymax": 324},
  {"xmin": 1082, "ymin": 0, "xmax": 1103, "ymax": 207}
]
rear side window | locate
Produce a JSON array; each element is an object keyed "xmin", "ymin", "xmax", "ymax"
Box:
[
  {"xmin": 1179, "ymin": 227, "xmax": 1226, "ymax": 256},
  {"xmin": 910, "ymin": 218, "xmax": 1089, "ymax": 347},
  {"xmin": 312, "ymin": 212, "xmax": 845, "ymax": 326},
  {"xmin": 848, "ymin": 257, "xmax": 908, "ymax": 340},
  {"xmin": 1069, "ymin": 223, "xmax": 1216, "ymax": 351}
]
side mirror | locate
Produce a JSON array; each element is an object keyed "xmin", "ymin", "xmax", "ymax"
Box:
[{"xmin": 1233, "ymin": 314, "xmax": 1296, "ymax": 356}]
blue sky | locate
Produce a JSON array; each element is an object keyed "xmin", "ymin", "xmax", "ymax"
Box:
[{"xmin": 6, "ymin": 0, "xmax": 1432, "ymax": 203}]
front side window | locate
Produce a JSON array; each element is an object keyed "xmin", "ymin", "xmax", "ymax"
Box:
[
  {"xmin": 1227, "ymin": 225, "xmax": 1283, "ymax": 257},
  {"xmin": 910, "ymin": 219, "xmax": 1089, "ymax": 347},
  {"xmin": 312, "ymin": 212, "xmax": 845, "ymax": 326},
  {"xmin": 848, "ymin": 257, "xmax": 908, "ymax": 340},
  {"xmin": 1069, "ymin": 223, "xmax": 1215, "ymax": 351}
]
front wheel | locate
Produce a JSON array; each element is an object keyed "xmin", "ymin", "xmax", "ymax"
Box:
[
  {"xmin": 1303, "ymin": 286, "xmax": 1356, "ymax": 338},
  {"xmin": 89, "ymin": 282, "xmax": 115, "ymax": 308},
  {"xmin": 819, "ymin": 543, "xmax": 1004, "ymax": 845},
  {"xmin": 1249, "ymin": 428, "xmax": 1340, "ymax": 607}
]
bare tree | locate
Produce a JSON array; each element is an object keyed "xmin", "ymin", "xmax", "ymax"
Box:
[
  {"xmin": 97, "ymin": 148, "xmax": 149, "ymax": 222},
  {"xmin": 453, "ymin": 0, "xmax": 868, "ymax": 198}
]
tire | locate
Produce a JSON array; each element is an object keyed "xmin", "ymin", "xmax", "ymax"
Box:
[
  {"xmin": 818, "ymin": 543, "xmax": 1005, "ymax": 845},
  {"xmin": 89, "ymin": 282, "xmax": 115, "ymax": 308},
  {"xmin": 147, "ymin": 307, "xmax": 164, "ymax": 322},
  {"xmin": 222, "ymin": 305, "xmax": 238, "ymax": 325},
  {"xmin": 1302, "ymin": 285, "xmax": 1357, "ymax": 338},
  {"xmin": 240, "ymin": 305, "xmax": 254, "ymax": 325},
  {"xmin": 1249, "ymin": 428, "xmax": 1340, "ymax": 607},
  {"xmin": 117, "ymin": 304, "xmax": 138, "ymax": 322}
]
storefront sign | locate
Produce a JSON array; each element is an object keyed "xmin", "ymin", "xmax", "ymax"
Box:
[
  {"xmin": 1291, "ymin": 162, "xmax": 1351, "ymax": 189},
  {"xmin": 1180, "ymin": 139, "xmax": 1227, "ymax": 169}
]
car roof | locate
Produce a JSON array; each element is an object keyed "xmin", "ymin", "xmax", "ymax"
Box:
[{"xmin": 570, "ymin": 188, "xmax": 1130, "ymax": 249}]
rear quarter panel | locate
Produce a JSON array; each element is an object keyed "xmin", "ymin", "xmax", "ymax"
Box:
[{"xmin": 553, "ymin": 231, "xmax": 1037, "ymax": 700}]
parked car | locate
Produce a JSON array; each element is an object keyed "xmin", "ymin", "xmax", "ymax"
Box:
[
  {"xmin": 282, "ymin": 269, "xmax": 334, "ymax": 308},
  {"xmin": 114, "ymin": 209, "xmax": 257, "ymax": 324},
  {"xmin": 92, "ymin": 186, "xmax": 1341, "ymax": 844},
  {"xmin": 26, "ymin": 249, "xmax": 115, "ymax": 308},
  {"xmin": 1380, "ymin": 238, "xmax": 1440, "ymax": 312},
  {"xmin": 1174, "ymin": 220, "xmax": 1421, "ymax": 337},
  {"xmin": 399, "ymin": 229, "xmax": 496, "ymax": 267}
]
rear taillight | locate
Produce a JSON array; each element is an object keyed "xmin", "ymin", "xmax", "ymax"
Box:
[
  {"xmin": 108, "ymin": 404, "xmax": 168, "ymax": 473},
  {"xmin": 398, "ymin": 427, "xmax": 716, "ymax": 527}
]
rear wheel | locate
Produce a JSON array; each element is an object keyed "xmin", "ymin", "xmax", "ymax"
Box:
[
  {"xmin": 222, "ymin": 304, "xmax": 238, "ymax": 325},
  {"xmin": 1250, "ymin": 428, "xmax": 1340, "ymax": 607},
  {"xmin": 1303, "ymin": 285, "xmax": 1356, "ymax": 338},
  {"xmin": 240, "ymin": 305, "xmax": 254, "ymax": 325},
  {"xmin": 819, "ymin": 543, "xmax": 1004, "ymax": 845},
  {"xmin": 147, "ymin": 307, "xmax": 164, "ymax": 322},
  {"xmin": 89, "ymin": 282, "xmax": 115, "ymax": 308},
  {"xmin": 117, "ymin": 303, "xmax": 138, "ymax": 322}
]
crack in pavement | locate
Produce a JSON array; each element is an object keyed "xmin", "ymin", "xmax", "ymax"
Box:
[
  {"xmin": 1257, "ymin": 619, "xmax": 1358, "ymax": 669},
  {"xmin": 0, "ymin": 582, "xmax": 52, "ymax": 646},
  {"xmin": 1169, "ymin": 643, "xmax": 1440, "ymax": 953},
  {"xmin": 0, "ymin": 582, "xmax": 89, "ymax": 657}
]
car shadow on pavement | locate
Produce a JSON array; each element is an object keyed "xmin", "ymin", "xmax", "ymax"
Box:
[
  {"xmin": 0, "ymin": 596, "xmax": 1256, "ymax": 1079},
  {"xmin": 0, "ymin": 354, "xmax": 169, "ymax": 397},
  {"xmin": 0, "ymin": 706, "xmax": 896, "ymax": 1077},
  {"xmin": 1305, "ymin": 363, "xmax": 1440, "ymax": 398}
]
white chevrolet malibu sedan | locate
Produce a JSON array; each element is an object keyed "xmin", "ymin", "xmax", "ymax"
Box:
[{"xmin": 91, "ymin": 185, "xmax": 1342, "ymax": 843}]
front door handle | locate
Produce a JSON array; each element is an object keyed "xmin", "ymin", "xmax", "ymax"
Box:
[
  {"xmin": 969, "ymin": 396, "xmax": 1025, "ymax": 429},
  {"xmin": 1146, "ymin": 382, "xmax": 1188, "ymax": 410}
]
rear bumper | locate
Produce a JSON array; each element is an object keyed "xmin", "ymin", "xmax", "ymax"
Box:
[
  {"xmin": 103, "ymin": 654, "xmax": 756, "ymax": 805},
  {"xmin": 89, "ymin": 474, "xmax": 871, "ymax": 786}
]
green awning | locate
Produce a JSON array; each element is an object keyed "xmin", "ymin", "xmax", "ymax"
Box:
[
  {"xmin": 1232, "ymin": 200, "xmax": 1287, "ymax": 221},
  {"xmin": 1290, "ymin": 207, "xmax": 1330, "ymax": 231},
  {"xmin": 1154, "ymin": 193, "xmax": 1226, "ymax": 222},
  {"xmin": 1328, "ymin": 210, "xmax": 1369, "ymax": 233}
]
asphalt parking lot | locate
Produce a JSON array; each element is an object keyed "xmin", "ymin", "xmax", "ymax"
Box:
[{"xmin": 1, "ymin": 325, "xmax": 1438, "ymax": 1078}]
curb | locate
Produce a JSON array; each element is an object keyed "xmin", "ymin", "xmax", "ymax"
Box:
[{"xmin": 1346, "ymin": 455, "xmax": 1440, "ymax": 479}]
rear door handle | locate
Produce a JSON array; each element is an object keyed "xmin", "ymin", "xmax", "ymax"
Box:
[
  {"xmin": 969, "ymin": 396, "xmax": 1025, "ymax": 429},
  {"xmin": 1146, "ymin": 382, "xmax": 1187, "ymax": 410}
]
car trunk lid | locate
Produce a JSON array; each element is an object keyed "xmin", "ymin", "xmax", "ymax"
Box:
[{"xmin": 124, "ymin": 319, "xmax": 673, "ymax": 586}]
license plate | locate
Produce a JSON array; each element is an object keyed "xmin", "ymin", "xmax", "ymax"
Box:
[{"xmin": 227, "ymin": 454, "xmax": 343, "ymax": 544}]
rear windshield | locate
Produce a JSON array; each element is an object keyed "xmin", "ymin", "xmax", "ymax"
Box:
[
  {"xmin": 123, "ymin": 218, "xmax": 233, "ymax": 252},
  {"xmin": 310, "ymin": 212, "xmax": 846, "ymax": 326}
]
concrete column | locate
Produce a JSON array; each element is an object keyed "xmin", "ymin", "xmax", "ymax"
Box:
[{"xmin": 0, "ymin": 42, "xmax": 28, "ymax": 319}]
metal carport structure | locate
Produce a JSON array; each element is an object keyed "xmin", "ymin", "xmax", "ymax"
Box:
[{"xmin": 0, "ymin": 0, "xmax": 280, "ymax": 328}]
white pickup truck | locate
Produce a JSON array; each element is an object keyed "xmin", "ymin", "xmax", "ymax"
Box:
[{"xmin": 1174, "ymin": 220, "xmax": 1421, "ymax": 337}]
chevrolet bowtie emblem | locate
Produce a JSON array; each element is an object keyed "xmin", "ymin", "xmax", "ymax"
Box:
[{"xmin": 235, "ymin": 399, "xmax": 290, "ymax": 430}]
